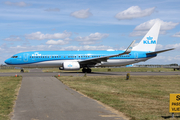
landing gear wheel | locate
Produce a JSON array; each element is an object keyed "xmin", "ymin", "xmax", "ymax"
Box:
[
  {"xmin": 87, "ymin": 69, "xmax": 91, "ymax": 73},
  {"xmin": 82, "ymin": 68, "xmax": 86, "ymax": 73},
  {"xmin": 82, "ymin": 68, "xmax": 92, "ymax": 73},
  {"xmin": 20, "ymin": 69, "xmax": 24, "ymax": 73}
]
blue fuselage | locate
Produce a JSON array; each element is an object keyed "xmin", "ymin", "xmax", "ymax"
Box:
[{"xmin": 5, "ymin": 50, "xmax": 156, "ymax": 68}]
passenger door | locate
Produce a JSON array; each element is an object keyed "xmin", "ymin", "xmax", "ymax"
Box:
[{"xmin": 23, "ymin": 53, "xmax": 29, "ymax": 62}]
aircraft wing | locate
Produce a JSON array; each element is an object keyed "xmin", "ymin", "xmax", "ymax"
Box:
[
  {"xmin": 79, "ymin": 40, "xmax": 136, "ymax": 65},
  {"xmin": 146, "ymin": 48, "xmax": 175, "ymax": 55}
]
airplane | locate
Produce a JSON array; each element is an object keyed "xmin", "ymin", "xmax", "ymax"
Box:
[{"xmin": 5, "ymin": 22, "xmax": 174, "ymax": 73}]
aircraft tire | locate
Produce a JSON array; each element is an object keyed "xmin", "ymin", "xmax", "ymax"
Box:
[
  {"xmin": 21, "ymin": 69, "xmax": 24, "ymax": 73},
  {"xmin": 82, "ymin": 68, "xmax": 86, "ymax": 73},
  {"xmin": 87, "ymin": 69, "xmax": 91, "ymax": 73}
]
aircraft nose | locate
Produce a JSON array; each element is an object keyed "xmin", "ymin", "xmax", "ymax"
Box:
[{"xmin": 5, "ymin": 58, "xmax": 11, "ymax": 65}]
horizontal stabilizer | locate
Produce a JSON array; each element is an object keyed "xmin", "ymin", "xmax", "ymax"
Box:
[{"xmin": 146, "ymin": 48, "xmax": 175, "ymax": 55}]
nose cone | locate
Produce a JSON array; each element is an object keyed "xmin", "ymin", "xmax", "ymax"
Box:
[{"xmin": 5, "ymin": 58, "xmax": 11, "ymax": 65}]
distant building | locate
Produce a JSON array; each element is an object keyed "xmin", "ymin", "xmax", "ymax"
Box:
[{"xmin": 134, "ymin": 63, "xmax": 179, "ymax": 69}]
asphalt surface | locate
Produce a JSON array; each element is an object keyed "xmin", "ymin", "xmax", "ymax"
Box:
[
  {"xmin": 1, "ymin": 69, "xmax": 179, "ymax": 120},
  {"xmin": 11, "ymin": 69, "xmax": 128, "ymax": 120},
  {"xmin": 0, "ymin": 70, "xmax": 180, "ymax": 77}
]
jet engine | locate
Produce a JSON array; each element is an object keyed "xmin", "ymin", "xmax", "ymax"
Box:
[{"xmin": 59, "ymin": 61, "xmax": 80, "ymax": 70}]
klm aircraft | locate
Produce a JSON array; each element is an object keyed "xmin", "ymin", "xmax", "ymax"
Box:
[{"xmin": 5, "ymin": 22, "xmax": 174, "ymax": 73}]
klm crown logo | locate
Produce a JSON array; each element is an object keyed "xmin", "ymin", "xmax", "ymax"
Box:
[
  {"xmin": 68, "ymin": 64, "xmax": 72, "ymax": 67},
  {"xmin": 143, "ymin": 36, "xmax": 156, "ymax": 44},
  {"xmin": 32, "ymin": 52, "xmax": 41, "ymax": 56}
]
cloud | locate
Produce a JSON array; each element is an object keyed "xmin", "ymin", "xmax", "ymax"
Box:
[
  {"xmin": 152, "ymin": 43, "xmax": 180, "ymax": 50},
  {"xmin": 3, "ymin": 36, "xmax": 22, "ymax": 41},
  {"xmin": 153, "ymin": 55, "xmax": 180, "ymax": 63},
  {"xmin": 172, "ymin": 31, "xmax": 180, "ymax": 37},
  {"xmin": 75, "ymin": 32, "xmax": 109, "ymax": 45},
  {"xmin": 165, "ymin": 43, "xmax": 180, "ymax": 50},
  {"xmin": 71, "ymin": 8, "xmax": 92, "ymax": 19},
  {"xmin": 60, "ymin": 45, "xmax": 112, "ymax": 51},
  {"xmin": 4, "ymin": 1, "xmax": 29, "ymax": 7},
  {"xmin": 64, "ymin": 38, "xmax": 72, "ymax": 41},
  {"xmin": 25, "ymin": 31, "xmax": 72, "ymax": 40},
  {"xmin": 2, "ymin": 44, "xmax": 112, "ymax": 56},
  {"xmin": 130, "ymin": 19, "xmax": 179, "ymax": 36},
  {"xmin": 46, "ymin": 40, "xmax": 69, "ymax": 45},
  {"xmin": 134, "ymin": 19, "xmax": 179, "ymax": 31},
  {"xmin": 155, "ymin": 44, "xmax": 164, "ymax": 50},
  {"xmin": 115, "ymin": 6, "xmax": 155, "ymax": 20},
  {"xmin": 44, "ymin": 8, "xmax": 60, "ymax": 12}
]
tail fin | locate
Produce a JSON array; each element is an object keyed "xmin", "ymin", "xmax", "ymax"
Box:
[{"xmin": 132, "ymin": 21, "xmax": 161, "ymax": 52}]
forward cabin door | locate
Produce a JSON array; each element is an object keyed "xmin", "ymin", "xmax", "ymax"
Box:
[{"xmin": 23, "ymin": 53, "xmax": 29, "ymax": 62}]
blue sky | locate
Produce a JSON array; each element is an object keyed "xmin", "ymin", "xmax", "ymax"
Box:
[{"xmin": 1, "ymin": 0, "xmax": 180, "ymax": 64}]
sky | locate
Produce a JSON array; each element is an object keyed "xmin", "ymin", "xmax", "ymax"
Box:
[{"xmin": 1, "ymin": 0, "xmax": 180, "ymax": 65}]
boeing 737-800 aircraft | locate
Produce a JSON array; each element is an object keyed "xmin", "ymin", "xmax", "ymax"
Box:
[{"xmin": 5, "ymin": 22, "xmax": 174, "ymax": 73}]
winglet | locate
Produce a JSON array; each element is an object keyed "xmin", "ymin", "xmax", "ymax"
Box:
[{"xmin": 124, "ymin": 40, "xmax": 136, "ymax": 54}]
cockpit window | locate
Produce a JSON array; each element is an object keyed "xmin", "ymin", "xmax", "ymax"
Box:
[{"xmin": 11, "ymin": 56, "xmax": 18, "ymax": 58}]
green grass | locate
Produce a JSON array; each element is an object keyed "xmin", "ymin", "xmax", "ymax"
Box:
[
  {"xmin": 0, "ymin": 69, "xmax": 28, "ymax": 73},
  {"xmin": 57, "ymin": 75, "xmax": 180, "ymax": 120},
  {"xmin": 43, "ymin": 67, "xmax": 175, "ymax": 73},
  {"xmin": 0, "ymin": 76, "xmax": 22, "ymax": 120}
]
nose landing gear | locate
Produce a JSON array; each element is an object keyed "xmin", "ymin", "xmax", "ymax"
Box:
[{"xmin": 20, "ymin": 69, "xmax": 24, "ymax": 73}]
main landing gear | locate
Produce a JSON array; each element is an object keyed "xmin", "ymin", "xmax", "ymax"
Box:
[
  {"xmin": 20, "ymin": 69, "xmax": 24, "ymax": 73},
  {"xmin": 82, "ymin": 68, "xmax": 92, "ymax": 73}
]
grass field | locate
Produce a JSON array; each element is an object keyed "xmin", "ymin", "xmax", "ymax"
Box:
[
  {"xmin": 57, "ymin": 75, "xmax": 180, "ymax": 120},
  {"xmin": 43, "ymin": 67, "xmax": 176, "ymax": 73},
  {"xmin": 0, "ymin": 69, "xmax": 28, "ymax": 73},
  {"xmin": 0, "ymin": 76, "xmax": 22, "ymax": 120}
]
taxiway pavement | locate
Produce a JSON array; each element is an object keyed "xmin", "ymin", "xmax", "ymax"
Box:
[
  {"xmin": 11, "ymin": 69, "xmax": 128, "ymax": 120},
  {"xmin": 1, "ymin": 69, "xmax": 179, "ymax": 120},
  {"xmin": 0, "ymin": 70, "xmax": 180, "ymax": 77}
]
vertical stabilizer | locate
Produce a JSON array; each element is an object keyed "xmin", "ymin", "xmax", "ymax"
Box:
[{"xmin": 132, "ymin": 21, "xmax": 161, "ymax": 52}]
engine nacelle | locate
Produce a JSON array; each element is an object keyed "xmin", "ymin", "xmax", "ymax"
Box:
[{"xmin": 60, "ymin": 61, "xmax": 80, "ymax": 70}]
